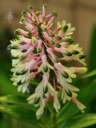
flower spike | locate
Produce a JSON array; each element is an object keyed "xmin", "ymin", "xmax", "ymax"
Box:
[{"xmin": 10, "ymin": 5, "xmax": 87, "ymax": 119}]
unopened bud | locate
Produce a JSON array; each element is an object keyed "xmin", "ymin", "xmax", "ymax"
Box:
[
  {"xmin": 21, "ymin": 10, "xmax": 26, "ymax": 16},
  {"xmin": 52, "ymin": 11, "xmax": 58, "ymax": 17},
  {"xmin": 63, "ymin": 25, "xmax": 68, "ymax": 32},
  {"xmin": 72, "ymin": 50, "xmax": 79, "ymax": 55},
  {"xmin": 28, "ymin": 5, "xmax": 33, "ymax": 11},
  {"xmin": 79, "ymin": 55, "xmax": 85, "ymax": 59},
  {"xmin": 65, "ymin": 90, "xmax": 72, "ymax": 97},
  {"xmin": 34, "ymin": 97, "xmax": 40, "ymax": 105},
  {"xmin": 64, "ymin": 52, "xmax": 72, "ymax": 56},
  {"xmin": 62, "ymin": 71, "xmax": 69, "ymax": 78},
  {"xmin": 43, "ymin": 86, "xmax": 48, "ymax": 94}
]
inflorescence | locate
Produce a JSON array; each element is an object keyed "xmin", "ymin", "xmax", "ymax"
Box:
[{"xmin": 10, "ymin": 4, "xmax": 87, "ymax": 118}]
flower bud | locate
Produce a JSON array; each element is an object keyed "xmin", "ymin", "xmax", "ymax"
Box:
[
  {"xmin": 62, "ymin": 71, "xmax": 69, "ymax": 78},
  {"xmin": 34, "ymin": 97, "xmax": 40, "ymax": 105},
  {"xmin": 79, "ymin": 55, "xmax": 86, "ymax": 59},
  {"xmin": 64, "ymin": 52, "xmax": 72, "ymax": 56},
  {"xmin": 43, "ymin": 86, "xmax": 48, "ymax": 94},
  {"xmin": 63, "ymin": 24, "xmax": 68, "ymax": 32},
  {"xmin": 72, "ymin": 50, "xmax": 79, "ymax": 55},
  {"xmin": 52, "ymin": 11, "xmax": 58, "ymax": 17}
]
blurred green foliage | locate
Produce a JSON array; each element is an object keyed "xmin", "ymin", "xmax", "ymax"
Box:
[
  {"xmin": 0, "ymin": 27, "xmax": 17, "ymax": 95},
  {"xmin": 88, "ymin": 25, "xmax": 96, "ymax": 72}
]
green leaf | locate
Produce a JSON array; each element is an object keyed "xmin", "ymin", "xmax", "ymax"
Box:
[
  {"xmin": 82, "ymin": 69, "xmax": 96, "ymax": 78},
  {"xmin": 0, "ymin": 105, "xmax": 35, "ymax": 122},
  {"xmin": 88, "ymin": 25, "xmax": 96, "ymax": 71},
  {"xmin": 60, "ymin": 114, "xmax": 96, "ymax": 128},
  {"xmin": 57, "ymin": 79, "xmax": 96, "ymax": 125},
  {"xmin": 0, "ymin": 73, "xmax": 17, "ymax": 95},
  {"xmin": 0, "ymin": 95, "xmax": 51, "ymax": 128},
  {"xmin": 0, "ymin": 105, "xmax": 44, "ymax": 128},
  {"xmin": 0, "ymin": 95, "xmax": 30, "ymax": 107},
  {"xmin": 0, "ymin": 120, "xmax": 7, "ymax": 128}
]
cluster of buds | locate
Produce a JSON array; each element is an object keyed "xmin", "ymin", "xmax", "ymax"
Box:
[{"xmin": 10, "ymin": 4, "xmax": 87, "ymax": 118}]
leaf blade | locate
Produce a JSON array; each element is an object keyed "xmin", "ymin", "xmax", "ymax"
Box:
[
  {"xmin": 0, "ymin": 105, "xmax": 43, "ymax": 127},
  {"xmin": 60, "ymin": 114, "xmax": 96, "ymax": 128},
  {"xmin": 0, "ymin": 95, "xmax": 31, "ymax": 107},
  {"xmin": 82, "ymin": 69, "xmax": 96, "ymax": 78},
  {"xmin": 88, "ymin": 25, "xmax": 96, "ymax": 72}
]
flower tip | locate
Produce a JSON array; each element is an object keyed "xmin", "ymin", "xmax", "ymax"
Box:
[
  {"xmin": 79, "ymin": 67, "xmax": 88, "ymax": 74},
  {"xmin": 83, "ymin": 67, "xmax": 87, "ymax": 73},
  {"xmin": 66, "ymin": 38, "xmax": 74, "ymax": 45},
  {"xmin": 16, "ymin": 35, "xmax": 22, "ymax": 40},
  {"xmin": 28, "ymin": 5, "xmax": 33, "ymax": 11},
  {"xmin": 20, "ymin": 55, "xmax": 26, "ymax": 60},
  {"xmin": 21, "ymin": 10, "xmax": 26, "ymax": 16},
  {"xmin": 79, "ymin": 55, "xmax": 86, "ymax": 60},
  {"xmin": 27, "ymin": 32, "xmax": 32, "ymax": 38},
  {"xmin": 36, "ymin": 11, "xmax": 42, "ymax": 15},
  {"xmin": 63, "ymin": 24, "xmax": 68, "ymax": 32},
  {"xmin": 52, "ymin": 11, "xmax": 58, "ymax": 17},
  {"xmin": 36, "ymin": 107, "xmax": 44, "ymax": 119},
  {"xmin": 19, "ymin": 17, "xmax": 26, "ymax": 24},
  {"xmin": 43, "ymin": 4, "xmax": 47, "ymax": 9},
  {"xmin": 14, "ymin": 29, "xmax": 20, "ymax": 35},
  {"xmin": 80, "ymin": 105, "xmax": 86, "ymax": 113}
]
